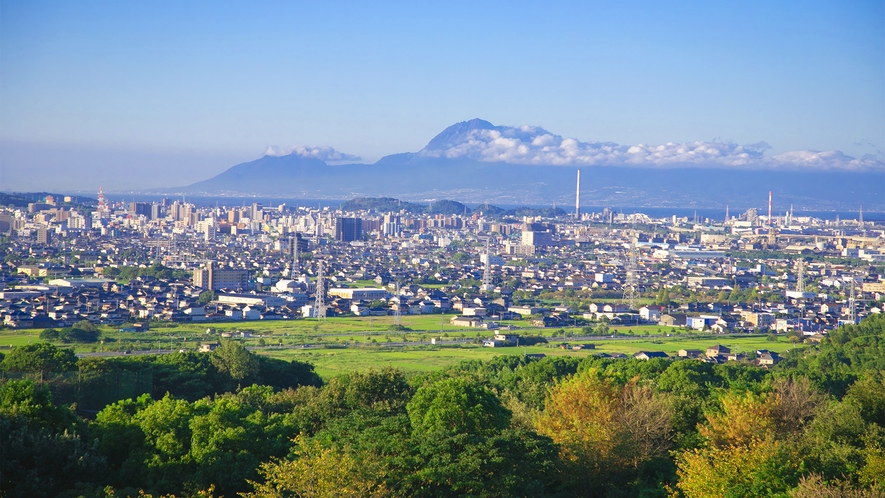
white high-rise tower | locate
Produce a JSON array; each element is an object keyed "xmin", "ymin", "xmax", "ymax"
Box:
[{"xmin": 575, "ymin": 169, "xmax": 581, "ymax": 218}]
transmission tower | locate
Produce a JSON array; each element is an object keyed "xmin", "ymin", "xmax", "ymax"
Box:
[
  {"xmin": 796, "ymin": 259, "xmax": 805, "ymax": 293},
  {"xmin": 394, "ymin": 281, "xmax": 402, "ymax": 326},
  {"xmin": 481, "ymin": 237, "xmax": 493, "ymax": 292},
  {"xmin": 622, "ymin": 232, "xmax": 639, "ymax": 310},
  {"xmin": 314, "ymin": 260, "xmax": 326, "ymax": 320}
]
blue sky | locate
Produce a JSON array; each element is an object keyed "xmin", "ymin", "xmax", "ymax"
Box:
[{"xmin": 0, "ymin": 0, "xmax": 883, "ymax": 190}]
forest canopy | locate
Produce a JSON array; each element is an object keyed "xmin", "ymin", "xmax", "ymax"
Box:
[{"xmin": 2, "ymin": 315, "xmax": 885, "ymax": 497}]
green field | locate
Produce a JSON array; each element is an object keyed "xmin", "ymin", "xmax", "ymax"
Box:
[
  {"xmin": 0, "ymin": 315, "xmax": 717, "ymax": 354},
  {"xmin": 258, "ymin": 334, "xmax": 798, "ymax": 379},
  {"xmin": 0, "ymin": 314, "xmax": 801, "ymax": 379}
]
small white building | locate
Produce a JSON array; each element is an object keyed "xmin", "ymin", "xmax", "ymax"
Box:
[
  {"xmin": 462, "ymin": 307, "xmax": 487, "ymax": 317},
  {"xmin": 639, "ymin": 306, "xmax": 662, "ymax": 322}
]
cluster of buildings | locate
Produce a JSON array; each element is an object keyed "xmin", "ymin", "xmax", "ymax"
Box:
[{"xmin": 1, "ymin": 192, "xmax": 882, "ymax": 340}]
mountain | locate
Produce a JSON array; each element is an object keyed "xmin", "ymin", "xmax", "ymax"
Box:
[{"xmin": 167, "ymin": 119, "xmax": 885, "ymax": 210}]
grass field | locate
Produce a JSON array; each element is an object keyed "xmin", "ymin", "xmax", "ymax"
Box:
[
  {"xmin": 258, "ymin": 334, "xmax": 798, "ymax": 379},
  {"xmin": 0, "ymin": 314, "xmax": 801, "ymax": 379},
  {"xmin": 0, "ymin": 316, "xmax": 712, "ymax": 354}
]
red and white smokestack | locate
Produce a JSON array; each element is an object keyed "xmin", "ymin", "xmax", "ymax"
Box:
[
  {"xmin": 768, "ymin": 191, "xmax": 772, "ymax": 230},
  {"xmin": 575, "ymin": 169, "xmax": 581, "ymax": 218}
]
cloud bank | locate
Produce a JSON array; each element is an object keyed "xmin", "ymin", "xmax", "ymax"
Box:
[
  {"xmin": 420, "ymin": 121, "xmax": 883, "ymax": 171},
  {"xmin": 264, "ymin": 145, "xmax": 360, "ymax": 162}
]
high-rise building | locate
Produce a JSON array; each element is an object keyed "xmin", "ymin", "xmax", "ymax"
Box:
[
  {"xmin": 383, "ymin": 213, "xmax": 401, "ymax": 236},
  {"xmin": 521, "ymin": 222, "xmax": 554, "ymax": 247},
  {"xmin": 290, "ymin": 233, "xmax": 309, "ymax": 254},
  {"xmin": 0, "ymin": 213, "xmax": 13, "ymax": 235},
  {"xmin": 129, "ymin": 202, "xmax": 152, "ymax": 219},
  {"xmin": 335, "ymin": 217, "xmax": 363, "ymax": 242},
  {"xmin": 170, "ymin": 201, "xmax": 182, "ymax": 221},
  {"xmin": 182, "ymin": 204, "xmax": 194, "ymax": 224},
  {"xmin": 194, "ymin": 262, "xmax": 250, "ymax": 290},
  {"xmin": 151, "ymin": 203, "xmax": 161, "ymax": 220},
  {"xmin": 36, "ymin": 228, "xmax": 52, "ymax": 245}
]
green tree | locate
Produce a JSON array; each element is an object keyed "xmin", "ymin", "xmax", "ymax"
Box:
[
  {"xmin": 246, "ymin": 435, "xmax": 389, "ymax": 498},
  {"xmin": 844, "ymin": 374, "xmax": 885, "ymax": 426},
  {"xmin": 728, "ymin": 284, "xmax": 742, "ymax": 303},
  {"xmin": 0, "ymin": 343, "xmax": 78, "ymax": 375},
  {"xmin": 0, "ymin": 380, "xmax": 104, "ymax": 497},
  {"xmin": 59, "ymin": 320, "xmax": 101, "ymax": 343},
  {"xmin": 211, "ymin": 340, "xmax": 260, "ymax": 385},
  {"xmin": 408, "ymin": 377, "xmax": 509, "ymax": 437},
  {"xmin": 656, "ymin": 288, "xmax": 671, "ymax": 306},
  {"xmin": 39, "ymin": 328, "xmax": 60, "ymax": 341},
  {"xmin": 452, "ymin": 252, "xmax": 470, "ymax": 264},
  {"xmin": 196, "ymin": 290, "xmax": 217, "ymax": 305}
]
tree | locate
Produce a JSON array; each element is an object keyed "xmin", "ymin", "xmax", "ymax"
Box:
[
  {"xmin": 656, "ymin": 288, "xmax": 671, "ymax": 306},
  {"xmin": 789, "ymin": 474, "xmax": 885, "ymax": 498},
  {"xmin": 674, "ymin": 438, "xmax": 792, "ymax": 498},
  {"xmin": 0, "ymin": 379, "xmax": 79, "ymax": 431},
  {"xmin": 0, "ymin": 343, "xmax": 78, "ymax": 376},
  {"xmin": 769, "ymin": 377, "xmax": 827, "ymax": 434},
  {"xmin": 39, "ymin": 328, "xmax": 60, "ymax": 341},
  {"xmin": 1, "ymin": 381, "xmax": 105, "ymax": 497},
  {"xmin": 60, "ymin": 320, "xmax": 101, "ymax": 343},
  {"xmin": 699, "ymin": 391, "xmax": 775, "ymax": 448},
  {"xmin": 729, "ymin": 284, "xmax": 742, "ymax": 303},
  {"xmin": 407, "ymin": 377, "xmax": 509, "ymax": 438},
  {"xmin": 197, "ymin": 290, "xmax": 217, "ymax": 305},
  {"xmin": 535, "ymin": 370, "xmax": 673, "ymax": 491},
  {"xmin": 246, "ymin": 435, "xmax": 388, "ymax": 498},
  {"xmin": 674, "ymin": 389, "xmax": 803, "ymax": 497},
  {"xmin": 844, "ymin": 373, "xmax": 885, "ymax": 427},
  {"xmin": 451, "ymin": 252, "xmax": 470, "ymax": 264},
  {"xmin": 210, "ymin": 340, "xmax": 259, "ymax": 384},
  {"xmin": 747, "ymin": 289, "xmax": 759, "ymax": 303}
]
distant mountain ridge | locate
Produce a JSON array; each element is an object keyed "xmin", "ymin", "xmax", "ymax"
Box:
[
  {"xmin": 167, "ymin": 119, "xmax": 885, "ymax": 210},
  {"xmin": 339, "ymin": 197, "xmax": 567, "ymax": 218}
]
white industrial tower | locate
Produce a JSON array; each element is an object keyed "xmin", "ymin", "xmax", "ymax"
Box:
[
  {"xmin": 575, "ymin": 169, "xmax": 581, "ymax": 218},
  {"xmin": 314, "ymin": 260, "xmax": 326, "ymax": 320},
  {"xmin": 767, "ymin": 191, "xmax": 773, "ymax": 230}
]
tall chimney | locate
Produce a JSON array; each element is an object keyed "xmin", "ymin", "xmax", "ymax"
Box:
[
  {"xmin": 768, "ymin": 191, "xmax": 772, "ymax": 230},
  {"xmin": 575, "ymin": 169, "xmax": 581, "ymax": 218}
]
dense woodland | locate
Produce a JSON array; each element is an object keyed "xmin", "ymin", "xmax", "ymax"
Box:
[{"xmin": 2, "ymin": 315, "xmax": 885, "ymax": 497}]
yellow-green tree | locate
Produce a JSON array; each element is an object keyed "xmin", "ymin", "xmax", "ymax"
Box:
[
  {"xmin": 673, "ymin": 390, "xmax": 799, "ymax": 497},
  {"xmin": 535, "ymin": 369, "xmax": 673, "ymax": 492},
  {"xmin": 246, "ymin": 435, "xmax": 388, "ymax": 498}
]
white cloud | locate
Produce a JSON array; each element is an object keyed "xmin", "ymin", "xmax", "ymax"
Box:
[
  {"xmin": 419, "ymin": 124, "xmax": 884, "ymax": 171},
  {"xmin": 264, "ymin": 145, "xmax": 360, "ymax": 162}
]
